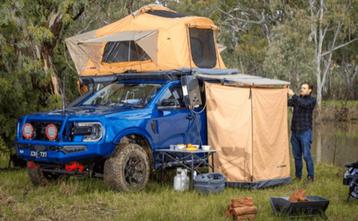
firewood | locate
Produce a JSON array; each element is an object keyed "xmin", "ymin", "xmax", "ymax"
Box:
[
  {"xmin": 289, "ymin": 189, "xmax": 307, "ymax": 202},
  {"xmin": 235, "ymin": 214, "xmax": 256, "ymax": 221},
  {"xmin": 232, "ymin": 206, "xmax": 257, "ymax": 216}
]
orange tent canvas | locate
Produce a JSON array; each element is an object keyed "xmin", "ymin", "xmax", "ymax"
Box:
[
  {"xmin": 205, "ymin": 82, "xmax": 291, "ymax": 188},
  {"xmin": 65, "ymin": 4, "xmax": 226, "ymax": 77}
]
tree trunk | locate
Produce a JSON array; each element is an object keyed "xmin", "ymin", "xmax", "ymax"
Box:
[
  {"xmin": 51, "ymin": 75, "xmax": 60, "ymax": 96},
  {"xmin": 42, "ymin": 46, "xmax": 60, "ymax": 95},
  {"xmin": 315, "ymin": 53, "xmax": 322, "ymax": 121}
]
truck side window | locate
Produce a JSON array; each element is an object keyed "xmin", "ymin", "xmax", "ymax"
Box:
[{"xmin": 158, "ymin": 86, "xmax": 185, "ymax": 107}]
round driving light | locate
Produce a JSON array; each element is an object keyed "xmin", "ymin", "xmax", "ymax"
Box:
[
  {"xmin": 45, "ymin": 123, "xmax": 58, "ymax": 141},
  {"xmin": 22, "ymin": 123, "xmax": 34, "ymax": 139}
]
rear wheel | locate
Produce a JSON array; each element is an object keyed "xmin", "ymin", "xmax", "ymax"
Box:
[{"xmin": 103, "ymin": 143, "xmax": 150, "ymax": 192}]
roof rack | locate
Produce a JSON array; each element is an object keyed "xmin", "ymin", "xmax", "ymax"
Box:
[{"xmin": 80, "ymin": 68, "xmax": 239, "ymax": 85}]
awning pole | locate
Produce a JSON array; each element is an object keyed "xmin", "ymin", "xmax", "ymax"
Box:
[{"xmin": 128, "ymin": 41, "xmax": 131, "ymax": 61}]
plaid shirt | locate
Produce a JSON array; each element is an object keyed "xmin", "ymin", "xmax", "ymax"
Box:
[{"xmin": 288, "ymin": 95, "xmax": 316, "ymax": 132}]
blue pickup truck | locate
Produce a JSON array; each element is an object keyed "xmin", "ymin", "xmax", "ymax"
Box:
[{"xmin": 16, "ymin": 72, "xmax": 207, "ymax": 191}]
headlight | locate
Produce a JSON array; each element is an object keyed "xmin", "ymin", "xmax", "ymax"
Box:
[
  {"xmin": 45, "ymin": 123, "xmax": 58, "ymax": 141},
  {"xmin": 22, "ymin": 123, "xmax": 34, "ymax": 139},
  {"xmin": 72, "ymin": 122, "xmax": 104, "ymax": 142}
]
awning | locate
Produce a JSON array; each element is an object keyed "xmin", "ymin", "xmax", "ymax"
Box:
[
  {"xmin": 195, "ymin": 69, "xmax": 290, "ymax": 87},
  {"xmin": 80, "ymin": 30, "xmax": 156, "ymax": 44},
  {"xmin": 65, "ymin": 30, "xmax": 158, "ymax": 74},
  {"xmin": 65, "ymin": 30, "xmax": 97, "ymax": 74}
]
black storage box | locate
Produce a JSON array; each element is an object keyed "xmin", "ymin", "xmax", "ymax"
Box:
[
  {"xmin": 270, "ymin": 196, "xmax": 329, "ymax": 219},
  {"xmin": 194, "ymin": 173, "xmax": 225, "ymax": 194},
  {"xmin": 343, "ymin": 161, "xmax": 358, "ymax": 200}
]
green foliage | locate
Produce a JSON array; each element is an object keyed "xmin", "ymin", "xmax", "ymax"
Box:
[
  {"xmin": 322, "ymin": 100, "xmax": 358, "ymax": 109},
  {"xmin": 28, "ymin": 25, "xmax": 54, "ymax": 43},
  {"xmin": 263, "ymin": 9, "xmax": 315, "ymax": 87}
]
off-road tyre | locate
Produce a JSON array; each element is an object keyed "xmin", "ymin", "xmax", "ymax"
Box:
[
  {"xmin": 27, "ymin": 167, "xmax": 61, "ymax": 186},
  {"xmin": 103, "ymin": 143, "xmax": 150, "ymax": 192}
]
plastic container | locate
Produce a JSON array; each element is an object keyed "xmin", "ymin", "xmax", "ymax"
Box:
[
  {"xmin": 175, "ymin": 144, "xmax": 186, "ymax": 150},
  {"xmin": 201, "ymin": 145, "xmax": 211, "ymax": 151},
  {"xmin": 270, "ymin": 196, "xmax": 329, "ymax": 218},
  {"xmin": 194, "ymin": 173, "xmax": 225, "ymax": 194}
]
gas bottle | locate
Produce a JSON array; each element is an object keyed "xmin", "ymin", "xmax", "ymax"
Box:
[
  {"xmin": 174, "ymin": 168, "xmax": 184, "ymax": 191},
  {"xmin": 181, "ymin": 169, "xmax": 190, "ymax": 190}
]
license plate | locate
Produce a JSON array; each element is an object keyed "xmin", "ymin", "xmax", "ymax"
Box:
[{"xmin": 30, "ymin": 151, "xmax": 47, "ymax": 158}]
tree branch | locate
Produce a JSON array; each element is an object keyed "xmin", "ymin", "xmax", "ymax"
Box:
[
  {"xmin": 321, "ymin": 38, "xmax": 358, "ymax": 56},
  {"xmin": 352, "ymin": 65, "xmax": 358, "ymax": 81},
  {"xmin": 309, "ymin": 0, "xmax": 317, "ymax": 47},
  {"xmin": 217, "ymin": 7, "xmax": 265, "ymax": 25},
  {"xmin": 329, "ymin": 22, "xmax": 342, "ymax": 50},
  {"xmin": 72, "ymin": 6, "xmax": 85, "ymax": 21},
  {"xmin": 321, "ymin": 53, "xmax": 332, "ymax": 87}
]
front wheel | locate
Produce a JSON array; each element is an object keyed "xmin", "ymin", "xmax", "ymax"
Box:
[{"xmin": 103, "ymin": 143, "xmax": 150, "ymax": 192}]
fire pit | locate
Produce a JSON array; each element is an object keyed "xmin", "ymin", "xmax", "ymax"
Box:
[{"xmin": 270, "ymin": 196, "xmax": 329, "ymax": 219}]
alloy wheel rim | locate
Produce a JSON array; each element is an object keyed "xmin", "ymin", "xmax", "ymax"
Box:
[{"xmin": 124, "ymin": 155, "xmax": 145, "ymax": 186}]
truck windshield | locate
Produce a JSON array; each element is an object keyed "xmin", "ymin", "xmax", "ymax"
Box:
[{"xmin": 81, "ymin": 83, "xmax": 162, "ymax": 107}]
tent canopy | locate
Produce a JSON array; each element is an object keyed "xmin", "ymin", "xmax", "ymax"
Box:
[{"xmin": 65, "ymin": 4, "xmax": 226, "ymax": 77}]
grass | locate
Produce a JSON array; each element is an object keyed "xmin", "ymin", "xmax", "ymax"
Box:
[
  {"xmin": 0, "ymin": 163, "xmax": 357, "ymax": 221},
  {"xmin": 321, "ymin": 100, "xmax": 358, "ymax": 109},
  {"xmin": 0, "ymin": 154, "xmax": 8, "ymax": 168}
]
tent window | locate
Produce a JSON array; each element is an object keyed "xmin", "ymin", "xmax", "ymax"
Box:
[
  {"xmin": 102, "ymin": 41, "xmax": 150, "ymax": 63},
  {"xmin": 189, "ymin": 28, "xmax": 217, "ymax": 68},
  {"xmin": 146, "ymin": 10, "xmax": 186, "ymax": 18}
]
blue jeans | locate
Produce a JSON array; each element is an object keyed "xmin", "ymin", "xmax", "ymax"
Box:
[{"xmin": 291, "ymin": 129, "xmax": 314, "ymax": 178}]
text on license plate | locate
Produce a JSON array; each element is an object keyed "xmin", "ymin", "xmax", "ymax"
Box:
[{"xmin": 30, "ymin": 151, "xmax": 47, "ymax": 158}]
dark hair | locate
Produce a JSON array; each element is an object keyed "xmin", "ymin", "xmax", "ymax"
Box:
[{"xmin": 301, "ymin": 82, "xmax": 314, "ymax": 94}]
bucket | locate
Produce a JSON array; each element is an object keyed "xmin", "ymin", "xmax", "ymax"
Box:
[{"xmin": 194, "ymin": 173, "xmax": 225, "ymax": 194}]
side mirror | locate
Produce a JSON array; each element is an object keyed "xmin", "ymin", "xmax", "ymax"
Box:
[{"xmin": 157, "ymin": 99, "xmax": 180, "ymax": 110}]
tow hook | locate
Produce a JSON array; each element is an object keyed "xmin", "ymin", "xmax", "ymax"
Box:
[
  {"xmin": 65, "ymin": 161, "xmax": 85, "ymax": 173},
  {"xmin": 27, "ymin": 161, "xmax": 38, "ymax": 169}
]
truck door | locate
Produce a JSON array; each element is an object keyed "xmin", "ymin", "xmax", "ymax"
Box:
[{"xmin": 152, "ymin": 85, "xmax": 193, "ymax": 149}]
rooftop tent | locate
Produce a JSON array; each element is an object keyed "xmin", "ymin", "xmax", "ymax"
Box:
[
  {"xmin": 65, "ymin": 4, "xmax": 226, "ymax": 77},
  {"xmin": 197, "ymin": 71, "xmax": 291, "ymax": 188}
]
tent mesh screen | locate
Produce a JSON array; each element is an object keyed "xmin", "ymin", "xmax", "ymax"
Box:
[
  {"xmin": 189, "ymin": 28, "xmax": 217, "ymax": 68},
  {"xmin": 102, "ymin": 41, "xmax": 150, "ymax": 63}
]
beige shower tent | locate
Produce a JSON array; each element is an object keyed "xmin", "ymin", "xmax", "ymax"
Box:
[
  {"xmin": 65, "ymin": 4, "xmax": 225, "ymax": 77},
  {"xmin": 197, "ymin": 72, "xmax": 291, "ymax": 188}
]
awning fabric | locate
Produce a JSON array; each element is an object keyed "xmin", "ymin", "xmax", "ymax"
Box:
[
  {"xmin": 196, "ymin": 72, "xmax": 290, "ymax": 87},
  {"xmin": 66, "ymin": 30, "xmax": 158, "ymax": 75},
  {"xmin": 80, "ymin": 30, "xmax": 156, "ymax": 44}
]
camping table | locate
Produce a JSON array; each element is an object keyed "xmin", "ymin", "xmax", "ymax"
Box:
[{"xmin": 155, "ymin": 149, "xmax": 216, "ymax": 188}]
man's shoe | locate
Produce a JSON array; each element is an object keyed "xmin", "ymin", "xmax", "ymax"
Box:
[
  {"xmin": 294, "ymin": 176, "xmax": 302, "ymax": 181},
  {"xmin": 306, "ymin": 176, "xmax": 314, "ymax": 182}
]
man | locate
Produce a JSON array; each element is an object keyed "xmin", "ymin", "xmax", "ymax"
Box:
[{"xmin": 288, "ymin": 82, "xmax": 316, "ymax": 182}]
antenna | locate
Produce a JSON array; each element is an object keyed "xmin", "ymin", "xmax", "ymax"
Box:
[{"xmin": 62, "ymin": 74, "xmax": 66, "ymax": 115}]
